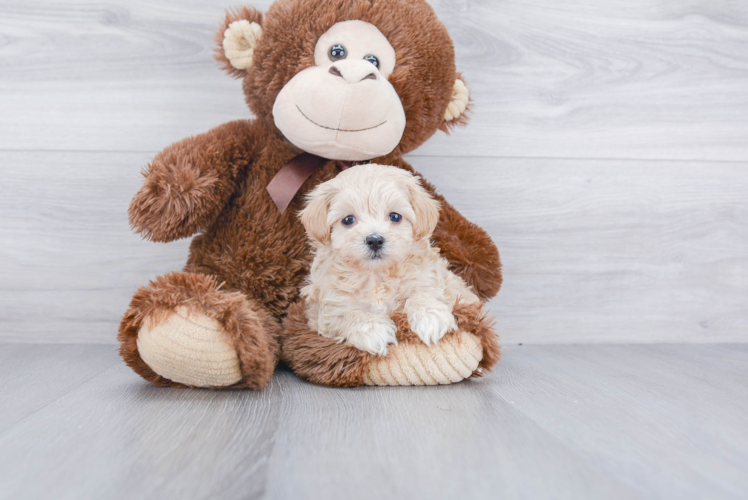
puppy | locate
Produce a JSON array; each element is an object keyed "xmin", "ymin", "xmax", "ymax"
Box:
[{"xmin": 299, "ymin": 164, "xmax": 480, "ymax": 356}]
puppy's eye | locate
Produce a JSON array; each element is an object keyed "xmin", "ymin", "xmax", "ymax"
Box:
[
  {"xmin": 329, "ymin": 45, "xmax": 347, "ymax": 61},
  {"xmin": 342, "ymin": 215, "xmax": 356, "ymax": 226},
  {"xmin": 364, "ymin": 54, "xmax": 379, "ymax": 68},
  {"xmin": 389, "ymin": 213, "xmax": 402, "ymax": 223}
]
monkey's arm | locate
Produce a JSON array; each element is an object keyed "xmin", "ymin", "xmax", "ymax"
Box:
[
  {"xmin": 430, "ymin": 196, "xmax": 502, "ymax": 302},
  {"xmin": 129, "ymin": 120, "xmax": 256, "ymax": 242}
]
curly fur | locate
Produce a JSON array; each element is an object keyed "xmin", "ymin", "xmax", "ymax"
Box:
[{"xmin": 299, "ymin": 165, "xmax": 481, "ymax": 355}]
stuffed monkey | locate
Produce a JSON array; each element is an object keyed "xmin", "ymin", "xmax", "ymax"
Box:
[{"xmin": 119, "ymin": 0, "xmax": 502, "ymax": 389}]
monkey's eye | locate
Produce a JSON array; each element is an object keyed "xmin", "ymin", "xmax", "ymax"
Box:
[
  {"xmin": 364, "ymin": 54, "xmax": 379, "ymax": 68},
  {"xmin": 329, "ymin": 45, "xmax": 347, "ymax": 61},
  {"xmin": 342, "ymin": 215, "xmax": 356, "ymax": 226},
  {"xmin": 389, "ymin": 213, "xmax": 402, "ymax": 223}
]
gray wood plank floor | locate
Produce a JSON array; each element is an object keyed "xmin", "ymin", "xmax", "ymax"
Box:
[{"xmin": 0, "ymin": 343, "xmax": 746, "ymax": 500}]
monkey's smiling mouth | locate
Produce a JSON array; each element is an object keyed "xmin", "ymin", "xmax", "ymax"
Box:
[{"xmin": 296, "ymin": 105, "xmax": 387, "ymax": 133}]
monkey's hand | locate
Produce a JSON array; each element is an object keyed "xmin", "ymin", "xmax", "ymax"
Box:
[{"xmin": 129, "ymin": 121, "xmax": 254, "ymax": 242}]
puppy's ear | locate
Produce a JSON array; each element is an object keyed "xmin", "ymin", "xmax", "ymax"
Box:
[
  {"xmin": 407, "ymin": 177, "xmax": 441, "ymax": 241},
  {"xmin": 300, "ymin": 183, "xmax": 335, "ymax": 244}
]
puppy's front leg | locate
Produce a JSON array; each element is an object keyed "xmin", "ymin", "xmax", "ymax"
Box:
[
  {"xmin": 325, "ymin": 310, "xmax": 398, "ymax": 356},
  {"xmin": 405, "ymin": 293, "xmax": 458, "ymax": 345}
]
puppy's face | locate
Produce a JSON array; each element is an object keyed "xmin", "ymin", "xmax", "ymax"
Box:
[
  {"xmin": 301, "ymin": 165, "xmax": 440, "ymax": 268},
  {"xmin": 328, "ymin": 179, "xmax": 415, "ymax": 269}
]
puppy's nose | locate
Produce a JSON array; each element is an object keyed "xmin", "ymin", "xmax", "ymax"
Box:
[{"xmin": 365, "ymin": 234, "xmax": 385, "ymax": 252}]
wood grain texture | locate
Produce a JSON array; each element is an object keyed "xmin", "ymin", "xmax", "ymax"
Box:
[
  {"xmin": 1, "ymin": 1, "xmax": 746, "ymax": 344},
  {"xmin": 0, "ymin": 360, "xmax": 283, "ymax": 500},
  {"xmin": 0, "ymin": 344, "xmax": 746, "ymax": 500},
  {"xmin": 492, "ymin": 344, "xmax": 748, "ymax": 500},
  {"xmin": 409, "ymin": 155, "xmax": 748, "ymax": 344},
  {"xmin": 2, "ymin": 151, "xmax": 746, "ymax": 344},
  {"xmin": 0, "ymin": 151, "xmax": 190, "ymax": 343},
  {"xmin": 0, "ymin": 0, "xmax": 747, "ymax": 160},
  {"xmin": 1, "ymin": 3, "xmax": 745, "ymax": 498},
  {"xmin": 0, "ymin": 344, "xmax": 119, "ymax": 432}
]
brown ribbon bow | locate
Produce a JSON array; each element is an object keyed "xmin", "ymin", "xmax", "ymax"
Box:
[{"xmin": 267, "ymin": 153, "xmax": 353, "ymax": 214}]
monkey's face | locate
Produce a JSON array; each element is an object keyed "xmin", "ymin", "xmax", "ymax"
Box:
[
  {"xmin": 272, "ymin": 21, "xmax": 406, "ymax": 162},
  {"xmin": 218, "ymin": 0, "xmax": 469, "ymax": 159}
]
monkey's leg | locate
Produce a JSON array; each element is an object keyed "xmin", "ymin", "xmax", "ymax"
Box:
[{"xmin": 118, "ymin": 272, "xmax": 280, "ymax": 389}]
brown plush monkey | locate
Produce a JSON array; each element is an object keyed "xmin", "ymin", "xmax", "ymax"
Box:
[{"xmin": 119, "ymin": 0, "xmax": 502, "ymax": 389}]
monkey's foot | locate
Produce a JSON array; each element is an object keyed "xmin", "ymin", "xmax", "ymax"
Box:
[
  {"xmin": 118, "ymin": 272, "xmax": 281, "ymax": 390},
  {"xmin": 137, "ymin": 306, "xmax": 242, "ymax": 388}
]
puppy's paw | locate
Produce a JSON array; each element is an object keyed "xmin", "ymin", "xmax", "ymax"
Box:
[
  {"xmin": 347, "ymin": 318, "xmax": 398, "ymax": 356},
  {"xmin": 407, "ymin": 300, "xmax": 458, "ymax": 346}
]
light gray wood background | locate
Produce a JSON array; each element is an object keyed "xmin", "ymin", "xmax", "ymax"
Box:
[{"xmin": 1, "ymin": 0, "xmax": 747, "ymax": 344}]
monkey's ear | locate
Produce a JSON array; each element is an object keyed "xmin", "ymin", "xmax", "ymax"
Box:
[
  {"xmin": 214, "ymin": 7, "xmax": 264, "ymax": 79},
  {"xmin": 439, "ymin": 73, "xmax": 471, "ymax": 133}
]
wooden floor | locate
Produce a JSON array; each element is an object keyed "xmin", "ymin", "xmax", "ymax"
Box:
[{"xmin": 0, "ymin": 343, "xmax": 746, "ymax": 500}]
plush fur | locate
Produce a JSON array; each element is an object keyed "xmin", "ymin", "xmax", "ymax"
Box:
[
  {"xmin": 300, "ymin": 165, "xmax": 481, "ymax": 355},
  {"xmin": 118, "ymin": 272, "xmax": 280, "ymax": 390},
  {"xmin": 119, "ymin": 0, "xmax": 502, "ymax": 389},
  {"xmin": 281, "ymin": 299, "xmax": 500, "ymax": 387}
]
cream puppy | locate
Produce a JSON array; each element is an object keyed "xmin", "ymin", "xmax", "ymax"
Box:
[{"xmin": 299, "ymin": 164, "xmax": 480, "ymax": 356}]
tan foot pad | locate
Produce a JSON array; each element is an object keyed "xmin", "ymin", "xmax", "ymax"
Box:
[
  {"xmin": 137, "ymin": 306, "xmax": 242, "ymax": 388},
  {"xmin": 364, "ymin": 331, "xmax": 483, "ymax": 386}
]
